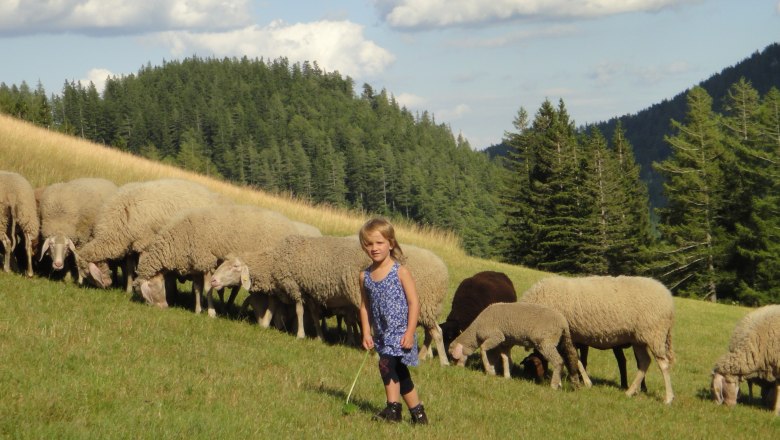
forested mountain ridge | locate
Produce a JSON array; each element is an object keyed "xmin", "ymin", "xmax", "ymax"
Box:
[
  {"xmin": 487, "ymin": 42, "xmax": 780, "ymax": 207},
  {"xmin": 0, "ymin": 56, "xmax": 506, "ymax": 257}
]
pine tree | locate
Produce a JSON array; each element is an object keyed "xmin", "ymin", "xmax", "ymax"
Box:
[{"xmin": 653, "ymin": 86, "xmax": 731, "ymax": 301}]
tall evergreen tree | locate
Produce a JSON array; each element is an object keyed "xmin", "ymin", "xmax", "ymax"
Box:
[{"xmin": 653, "ymin": 86, "xmax": 731, "ymax": 301}]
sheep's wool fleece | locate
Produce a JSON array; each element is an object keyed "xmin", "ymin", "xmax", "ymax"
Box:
[
  {"xmin": 135, "ymin": 205, "xmax": 299, "ymax": 279},
  {"xmin": 520, "ymin": 275, "xmax": 674, "ymax": 350},
  {"xmin": 714, "ymin": 304, "xmax": 780, "ymax": 380},
  {"xmin": 39, "ymin": 178, "xmax": 118, "ymax": 243},
  {"xmin": 0, "ymin": 171, "xmax": 39, "ymax": 236}
]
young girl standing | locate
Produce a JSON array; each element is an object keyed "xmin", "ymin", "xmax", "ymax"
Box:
[{"xmin": 358, "ymin": 218, "xmax": 429, "ymax": 424}]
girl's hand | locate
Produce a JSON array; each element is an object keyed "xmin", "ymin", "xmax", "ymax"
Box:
[
  {"xmin": 362, "ymin": 334, "xmax": 374, "ymax": 351},
  {"xmin": 400, "ymin": 330, "xmax": 415, "ymax": 350}
]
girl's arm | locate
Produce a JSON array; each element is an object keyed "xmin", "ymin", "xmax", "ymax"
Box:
[
  {"xmin": 358, "ymin": 271, "xmax": 374, "ymax": 351},
  {"xmin": 398, "ymin": 265, "xmax": 420, "ymax": 350}
]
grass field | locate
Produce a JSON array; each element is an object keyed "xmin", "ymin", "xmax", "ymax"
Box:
[{"xmin": 1, "ymin": 114, "xmax": 779, "ymax": 438}]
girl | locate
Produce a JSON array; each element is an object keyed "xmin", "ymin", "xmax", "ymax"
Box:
[{"xmin": 358, "ymin": 218, "xmax": 428, "ymax": 424}]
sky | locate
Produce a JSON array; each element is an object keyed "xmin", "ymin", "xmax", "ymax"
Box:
[{"xmin": 0, "ymin": 1, "xmax": 778, "ymax": 149}]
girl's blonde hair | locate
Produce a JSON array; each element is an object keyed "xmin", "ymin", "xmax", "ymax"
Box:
[{"xmin": 359, "ymin": 217, "xmax": 405, "ymax": 262}]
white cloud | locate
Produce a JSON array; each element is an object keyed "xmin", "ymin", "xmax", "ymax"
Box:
[
  {"xmin": 777, "ymin": 1, "xmax": 780, "ymax": 13},
  {"xmin": 157, "ymin": 20, "xmax": 395, "ymax": 77},
  {"xmin": 395, "ymin": 92, "xmax": 427, "ymax": 108},
  {"xmin": 381, "ymin": 0, "xmax": 692, "ymax": 28},
  {"xmin": 448, "ymin": 24, "xmax": 576, "ymax": 49},
  {"xmin": 587, "ymin": 60, "xmax": 692, "ymax": 87},
  {"xmin": 79, "ymin": 68, "xmax": 115, "ymax": 94},
  {"xmin": 0, "ymin": 0, "xmax": 251, "ymax": 35},
  {"xmin": 436, "ymin": 103, "xmax": 471, "ymax": 121}
]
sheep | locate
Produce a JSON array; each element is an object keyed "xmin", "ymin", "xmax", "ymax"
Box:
[
  {"xmin": 448, "ymin": 302, "xmax": 590, "ymax": 389},
  {"xmin": 439, "ymin": 271, "xmax": 517, "ymax": 353},
  {"xmin": 711, "ymin": 304, "xmax": 780, "ymax": 415},
  {"xmin": 76, "ymin": 179, "xmax": 229, "ymax": 292},
  {"xmin": 210, "ymin": 236, "xmax": 451, "ymax": 365},
  {"xmin": 38, "ymin": 177, "xmax": 118, "ymax": 283},
  {"xmin": 520, "ymin": 275, "xmax": 675, "ymax": 404},
  {"xmin": 0, "ymin": 171, "xmax": 39, "ymax": 277},
  {"xmin": 134, "ymin": 204, "xmax": 301, "ymax": 316}
]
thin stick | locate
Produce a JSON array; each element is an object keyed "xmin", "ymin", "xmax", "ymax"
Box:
[{"xmin": 346, "ymin": 349, "xmax": 371, "ymax": 404}]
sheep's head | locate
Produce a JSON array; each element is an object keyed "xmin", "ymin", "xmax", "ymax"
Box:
[
  {"xmin": 86, "ymin": 261, "xmax": 113, "ymax": 288},
  {"xmin": 449, "ymin": 342, "xmax": 469, "ymax": 367},
  {"xmin": 211, "ymin": 256, "xmax": 251, "ymax": 291},
  {"xmin": 137, "ymin": 273, "xmax": 167, "ymax": 308},
  {"xmin": 40, "ymin": 235, "xmax": 76, "ymax": 270},
  {"xmin": 711, "ymin": 372, "xmax": 739, "ymax": 407}
]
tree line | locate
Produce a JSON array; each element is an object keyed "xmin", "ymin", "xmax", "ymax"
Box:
[{"xmin": 0, "ymin": 57, "xmax": 777, "ymax": 304}]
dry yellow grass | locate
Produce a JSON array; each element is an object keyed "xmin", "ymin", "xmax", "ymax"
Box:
[{"xmin": 0, "ymin": 114, "xmax": 549, "ymax": 303}]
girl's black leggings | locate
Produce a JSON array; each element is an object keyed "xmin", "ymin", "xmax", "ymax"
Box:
[{"xmin": 378, "ymin": 354, "xmax": 415, "ymax": 395}]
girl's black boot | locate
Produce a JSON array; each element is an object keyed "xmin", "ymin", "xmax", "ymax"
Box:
[
  {"xmin": 409, "ymin": 403, "xmax": 428, "ymax": 425},
  {"xmin": 372, "ymin": 402, "xmax": 402, "ymax": 422}
]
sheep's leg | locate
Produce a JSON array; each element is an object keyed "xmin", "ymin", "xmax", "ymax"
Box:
[
  {"xmin": 260, "ymin": 295, "xmax": 277, "ymax": 328},
  {"xmin": 124, "ymin": 254, "xmax": 136, "ymax": 293},
  {"xmin": 653, "ymin": 351, "xmax": 674, "ymax": 405},
  {"xmin": 577, "ymin": 360, "xmax": 592, "ymax": 388},
  {"xmin": 293, "ymin": 300, "xmax": 307, "ymax": 338},
  {"xmin": 225, "ymin": 286, "xmax": 240, "ymax": 310},
  {"xmin": 305, "ymin": 300, "xmax": 325, "ymax": 341},
  {"xmin": 626, "ymin": 345, "xmax": 651, "ymax": 398},
  {"xmin": 203, "ymin": 273, "xmax": 219, "ymax": 318},
  {"xmin": 419, "ymin": 323, "xmax": 449, "ymax": 366},
  {"xmin": 538, "ymin": 343, "xmax": 564, "ymax": 389},
  {"xmin": 772, "ymin": 383, "xmax": 780, "ymax": 416},
  {"xmin": 480, "ymin": 348, "xmax": 497, "ymax": 376},
  {"xmin": 613, "ymin": 347, "xmax": 628, "ymax": 389},
  {"xmin": 1, "ymin": 234, "xmax": 11, "ymax": 272},
  {"xmin": 577, "ymin": 344, "xmax": 589, "ymax": 370},
  {"xmin": 24, "ymin": 232, "xmax": 33, "ymax": 277},
  {"xmin": 500, "ymin": 347, "xmax": 513, "ymax": 379},
  {"xmin": 193, "ymin": 274, "xmax": 205, "ymax": 314}
]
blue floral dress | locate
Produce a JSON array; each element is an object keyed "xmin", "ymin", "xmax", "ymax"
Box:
[{"xmin": 364, "ymin": 261, "xmax": 419, "ymax": 367}]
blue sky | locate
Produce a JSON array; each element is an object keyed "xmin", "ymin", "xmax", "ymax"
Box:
[{"xmin": 1, "ymin": 1, "xmax": 778, "ymax": 149}]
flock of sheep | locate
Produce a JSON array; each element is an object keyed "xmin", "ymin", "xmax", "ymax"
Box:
[{"xmin": 1, "ymin": 170, "xmax": 778, "ymax": 416}]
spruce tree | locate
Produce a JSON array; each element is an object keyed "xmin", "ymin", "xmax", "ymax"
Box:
[{"xmin": 653, "ymin": 86, "xmax": 731, "ymax": 301}]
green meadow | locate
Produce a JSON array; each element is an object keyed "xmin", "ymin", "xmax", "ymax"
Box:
[{"xmin": 1, "ymin": 114, "xmax": 778, "ymax": 438}]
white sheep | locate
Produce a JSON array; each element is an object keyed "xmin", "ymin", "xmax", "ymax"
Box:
[
  {"xmin": 520, "ymin": 275, "xmax": 675, "ymax": 404},
  {"xmin": 0, "ymin": 171, "xmax": 39, "ymax": 277},
  {"xmin": 38, "ymin": 177, "xmax": 118, "ymax": 283},
  {"xmin": 134, "ymin": 204, "xmax": 301, "ymax": 316},
  {"xmin": 76, "ymin": 179, "xmax": 229, "ymax": 292},
  {"xmin": 210, "ymin": 236, "xmax": 451, "ymax": 365},
  {"xmin": 448, "ymin": 302, "xmax": 591, "ymax": 389},
  {"xmin": 711, "ymin": 304, "xmax": 780, "ymax": 415}
]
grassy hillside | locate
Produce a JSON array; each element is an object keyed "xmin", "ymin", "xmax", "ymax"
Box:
[{"xmin": 1, "ymin": 115, "xmax": 778, "ymax": 438}]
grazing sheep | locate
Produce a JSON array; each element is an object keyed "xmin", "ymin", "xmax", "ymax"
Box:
[
  {"xmin": 210, "ymin": 236, "xmax": 451, "ymax": 365},
  {"xmin": 711, "ymin": 304, "xmax": 780, "ymax": 415},
  {"xmin": 38, "ymin": 178, "xmax": 118, "ymax": 283},
  {"xmin": 520, "ymin": 275, "xmax": 675, "ymax": 404},
  {"xmin": 77, "ymin": 179, "xmax": 229, "ymax": 292},
  {"xmin": 0, "ymin": 171, "xmax": 39, "ymax": 277},
  {"xmin": 135, "ymin": 205, "xmax": 300, "ymax": 316},
  {"xmin": 448, "ymin": 302, "xmax": 590, "ymax": 389},
  {"xmin": 439, "ymin": 271, "xmax": 517, "ymax": 353}
]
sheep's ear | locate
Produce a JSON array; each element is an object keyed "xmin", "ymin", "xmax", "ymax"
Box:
[
  {"xmin": 66, "ymin": 238, "xmax": 76, "ymax": 253},
  {"xmin": 88, "ymin": 262, "xmax": 107, "ymax": 288},
  {"xmin": 240, "ymin": 265, "xmax": 251, "ymax": 290},
  {"xmin": 40, "ymin": 237, "xmax": 51, "ymax": 261},
  {"xmin": 711, "ymin": 372, "xmax": 724, "ymax": 404}
]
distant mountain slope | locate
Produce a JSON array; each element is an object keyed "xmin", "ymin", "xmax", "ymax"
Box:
[{"xmin": 486, "ymin": 42, "xmax": 780, "ymax": 207}]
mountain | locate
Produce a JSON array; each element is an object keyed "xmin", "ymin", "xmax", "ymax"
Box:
[{"xmin": 485, "ymin": 42, "xmax": 780, "ymax": 207}]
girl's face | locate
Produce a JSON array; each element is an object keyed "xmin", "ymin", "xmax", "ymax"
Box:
[{"xmin": 362, "ymin": 230, "xmax": 392, "ymax": 264}]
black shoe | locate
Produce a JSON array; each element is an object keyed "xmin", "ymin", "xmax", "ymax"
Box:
[
  {"xmin": 409, "ymin": 403, "xmax": 428, "ymax": 425},
  {"xmin": 372, "ymin": 402, "xmax": 402, "ymax": 422}
]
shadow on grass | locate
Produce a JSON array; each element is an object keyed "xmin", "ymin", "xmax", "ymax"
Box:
[{"xmin": 305, "ymin": 382, "xmax": 382, "ymax": 416}]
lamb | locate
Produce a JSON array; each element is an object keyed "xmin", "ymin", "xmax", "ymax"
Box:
[
  {"xmin": 38, "ymin": 177, "xmax": 118, "ymax": 283},
  {"xmin": 448, "ymin": 302, "xmax": 590, "ymax": 389},
  {"xmin": 711, "ymin": 304, "xmax": 780, "ymax": 415},
  {"xmin": 520, "ymin": 275, "xmax": 675, "ymax": 404},
  {"xmin": 210, "ymin": 236, "xmax": 451, "ymax": 365},
  {"xmin": 134, "ymin": 204, "xmax": 301, "ymax": 316},
  {"xmin": 439, "ymin": 271, "xmax": 517, "ymax": 353},
  {"xmin": 76, "ymin": 179, "xmax": 229, "ymax": 292},
  {"xmin": 0, "ymin": 171, "xmax": 39, "ymax": 277}
]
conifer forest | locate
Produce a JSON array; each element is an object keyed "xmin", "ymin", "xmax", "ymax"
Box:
[{"xmin": 1, "ymin": 52, "xmax": 778, "ymax": 304}]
